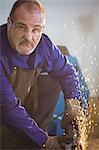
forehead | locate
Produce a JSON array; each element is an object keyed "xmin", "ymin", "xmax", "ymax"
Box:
[{"xmin": 13, "ymin": 4, "xmax": 44, "ymax": 25}]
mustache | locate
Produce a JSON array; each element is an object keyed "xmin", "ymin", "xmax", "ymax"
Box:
[{"xmin": 19, "ymin": 40, "xmax": 34, "ymax": 47}]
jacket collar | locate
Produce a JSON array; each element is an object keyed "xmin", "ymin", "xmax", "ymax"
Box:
[{"xmin": 34, "ymin": 48, "xmax": 42, "ymax": 69}]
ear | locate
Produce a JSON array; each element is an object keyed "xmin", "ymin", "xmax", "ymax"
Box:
[{"xmin": 7, "ymin": 17, "xmax": 12, "ymax": 31}]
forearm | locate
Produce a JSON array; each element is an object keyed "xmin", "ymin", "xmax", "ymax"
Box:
[{"xmin": 2, "ymin": 98, "xmax": 48, "ymax": 147}]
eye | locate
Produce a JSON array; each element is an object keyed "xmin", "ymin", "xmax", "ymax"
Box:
[
  {"xmin": 15, "ymin": 23, "xmax": 27, "ymax": 31},
  {"xmin": 32, "ymin": 27, "xmax": 42, "ymax": 34}
]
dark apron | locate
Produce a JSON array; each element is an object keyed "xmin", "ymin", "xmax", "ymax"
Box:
[
  {"xmin": 10, "ymin": 65, "xmax": 41, "ymax": 113},
  {"xmin": 1, "ymin": 65, "xmax": 61, "ymax": 149}
]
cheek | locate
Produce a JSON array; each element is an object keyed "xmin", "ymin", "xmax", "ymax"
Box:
[
  {"xmin": 11, "ymin": 31, "xmax": 23, "ymax": 44},
  {"xmin": 34, "ymin": 35, "xmax": 42, "ymax": 44}
]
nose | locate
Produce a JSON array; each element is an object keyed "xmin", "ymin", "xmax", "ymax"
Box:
[{"xmin": 24, "ymin": 31, "xmax": 33, "ymax": 41}]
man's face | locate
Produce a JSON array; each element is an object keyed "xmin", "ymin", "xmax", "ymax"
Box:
[{"xmin": 7, "ymin": 5, "xmax": 45, "ymax": 55}]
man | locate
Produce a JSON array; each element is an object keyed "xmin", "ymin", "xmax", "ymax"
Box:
[{"xmin": 0, "ymin": 0, "xmax": 86, "ymax": 149}]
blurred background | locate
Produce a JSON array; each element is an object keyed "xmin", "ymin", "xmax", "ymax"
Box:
[{"xmin": 0, "ymin": 0, "xmax": 99, "ymax": 98}]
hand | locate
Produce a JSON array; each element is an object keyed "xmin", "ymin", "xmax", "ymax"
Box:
[
  {"xmin": 42, "ymin": 136, "xmax": 60, "ymax": 149},
  {"xmin": 61, "ymin": 99, "xmax": 85, "ymax": 130},
  {"xmin": 61, "ymin": 99, "xmax": 87, "ymax": 150},
  {"xmin": 42, "ymin": 135, "xmax": 74, "ymax": 150}
]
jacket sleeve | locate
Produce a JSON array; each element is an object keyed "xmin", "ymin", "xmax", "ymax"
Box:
[
  {"xmin": 42, "ymin": 36, "xmax": 81, "ymax": 100},
  {"xmin": 0, "ymin": 62, "xmax": 48, "ymax": 147}
]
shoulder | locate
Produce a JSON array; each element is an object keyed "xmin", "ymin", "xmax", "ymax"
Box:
[
  {"xmin": 0, "ymin": 24, "xmax": 8, "ymax": 59},
  {"xmin": 40, "ymin": 33, "xmax": 60, "ymax": 56},
  {"xmin": 40, "ymin": 33, "xmax": 53, "ymax": 49},
  {"xmin": 0, "ymin": 24, "xmax": 7, "ymax": 41},
  {"xmin": 41, "ymin": 33, "xmax": 52, "ymax": 43},
  {"xmin": 0, "ymin": 24, "xmax": 12, "ymax": 74}
]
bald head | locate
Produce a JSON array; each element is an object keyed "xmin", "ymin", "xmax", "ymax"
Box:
[{"xmin": 9, "ymin": 0, "xmax": 45, "ymax": 21}]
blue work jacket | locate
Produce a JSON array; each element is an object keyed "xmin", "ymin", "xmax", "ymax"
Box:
[
  {"xmin": 0, "ymin": 24, "xmax": 80, "ymax": 146},
  {"xmin": 66, "ymin": 55, "xmax": 89, "ymax": 108}
]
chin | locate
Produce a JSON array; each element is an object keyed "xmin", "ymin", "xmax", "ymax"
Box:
[{"xmin": 16, "ymin": 46, "xmax": 35, "ymax": 55}]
